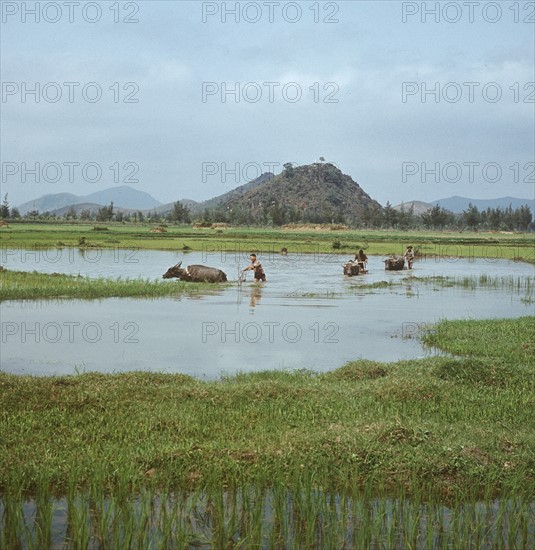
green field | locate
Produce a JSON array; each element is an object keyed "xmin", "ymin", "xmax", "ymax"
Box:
[
  {"xmin": 1, "ymin": 221, "xmax": 533, "ymax": 262},
  {"xmin": 3, "ymin": 317, "xmax": 533, "ymax": 494}
]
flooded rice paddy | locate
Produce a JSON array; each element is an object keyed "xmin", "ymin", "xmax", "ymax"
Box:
[
  {"xmin": 2, "ymin": 488, "xmax": 533, "ymax": 549},
  {"xmin": 1, "ymin": 248, "xmax": 533, "ymax": 378}
]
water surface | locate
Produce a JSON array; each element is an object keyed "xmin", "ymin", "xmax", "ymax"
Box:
[{"xmin": 1, "ymin": 249, "xmax": 533, "ymax": 378}]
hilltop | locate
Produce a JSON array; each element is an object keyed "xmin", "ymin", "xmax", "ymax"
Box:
[{"xmin": 218, "ymin": 163, "xmax": 381, "ymax": 225}]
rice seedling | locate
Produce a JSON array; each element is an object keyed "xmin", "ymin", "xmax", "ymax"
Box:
[{"xmin": 2, "ymin": 483, "xmax": 533, "ymax": 548}]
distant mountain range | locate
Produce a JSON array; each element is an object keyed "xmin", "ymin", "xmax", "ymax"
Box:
[
  {"xmin": 16, "ymin": 176, "xmax": 276, "ymax": 216},
  {"xmin": 394, "ymin": 196, "xmax": 534, "ymax": 214},
  {"xmin": 149, "ymin": 172, "xmax": 275, "ymax": 216},
  {"xmin": 16, "ymin": 176, "xmax": 534, "ymax": 219},
  {"xmin": 17, "ymin": 186, "xmax": 162, "ymax": 215},
  {"xmin": 393, "ymin": 201, "xmax": 435, "ymax": 216}
]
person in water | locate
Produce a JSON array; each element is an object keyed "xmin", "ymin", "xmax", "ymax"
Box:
[
  {"xmin": 354, "ymin": 249, "xmax": 368, "ymax": 271},
  {"xmin": 404, "ymin": 245, "xmax": 414, "ymax": 269},
  {"xmin": 243, "ymin": 253, "xmax": 266, "ymax": 282}
]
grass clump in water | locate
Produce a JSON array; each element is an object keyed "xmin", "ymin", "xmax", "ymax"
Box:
[
  {"xmin": 424, "ymin": 316, "xmax": 535, "ymax": 367},
  {"xmin": 406, "ymin": 274, "xmax": 534, "ymax": 293},
  {"xmin": 0, "ymin": 269, "xmax": 227, "ymax": 300}
]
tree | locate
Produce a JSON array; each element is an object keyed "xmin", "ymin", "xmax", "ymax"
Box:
[
  {"xmin": 382, "ymin": 202, "xmax": 398, "ymax": 228},
  {"xmin": 358, "ymin": 204, "xmax": 382, "ymax": 229},
  {"xmin": 211, "ymin": 206, "xmax": 229, "ymax": 223},
  {"xmin": 10, "ymin": 207, "xmax": 20, "ymax": 219},
  {"xmin": 485, "ymin": 207, "xmax": 502, "ymax": 230},
  {"xmin": 0, "ymin": 194, "xmax": 10, "ymax": 218},
  {"xmin": 168, "ymin": 201, "xmax": 191, "ymax": 223},
  {"xmin": 96, "ymin": 202, "xmax": 114, "ymax": 222},
  {"xmin": 267, "ymin": 202, "xmax": 286, "ymax": 226},
  {"xmin": 514, "ymin": 205, "xmax": 532, "ymax": 231},
  {"xmin": 202, "ymin": 208, "xmax": 212, "ymax": 223},
  {"xmin": 397, "ymin": 204, "xmax": 414, "ymax": 230},
  {"xmin": 283, "ymin": 162, "xmax": 295, "ymax": 178},
  {"xmin": 462, "ymin": 203, "xmax": 480, "ymax": 230},
  {"xmin": 66, "ymin": 206, "xmax": 78, "ymax": 220},
  {"xmin": 79, "ymin": 209, "xmax": 92, "ymax": 221},
  {"xmin": 421, "ymin": 205, "xmax": 452, "ymax": 229}
]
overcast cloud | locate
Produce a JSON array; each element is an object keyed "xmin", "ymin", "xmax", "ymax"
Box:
[{"xmin": 1, "ymin": 0, "xmax": 534, "ymax": 207}]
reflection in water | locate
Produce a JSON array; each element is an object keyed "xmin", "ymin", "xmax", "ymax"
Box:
[
  {"xmin": 249, "ymin": 285, "xmax": 263, "ymax": 308},
  {"xmin": 235, "ymin": 283, "xmax": 264, "ymax": 310},
  {"xmin": 404, "ymin": 278, "xmax": 416, "ymax": 298}
]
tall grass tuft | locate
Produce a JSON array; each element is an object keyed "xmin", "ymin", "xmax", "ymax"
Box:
[{"xmin": 0, "ymin": 270, "xmax": 227, "ymax": 301}]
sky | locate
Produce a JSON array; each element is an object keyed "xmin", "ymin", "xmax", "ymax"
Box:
[{"xmin": 1, "ymin": 0, "xmax": 534, "ymax": 208}]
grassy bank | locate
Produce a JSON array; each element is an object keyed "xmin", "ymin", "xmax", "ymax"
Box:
[
  {"xmin": 0, "ymin": 269, "xmax": 226, "ymax": 301},
  {"xmin": 1, "ymin": 317, "xmax": 533, "ymax": 496},
  {"xmin": 1, "ymin": 221, "xmax": 533, "ymax": 261},
  {"xmin": 1, "ymin": 317, "xmax": 533, "ymax": 547}
]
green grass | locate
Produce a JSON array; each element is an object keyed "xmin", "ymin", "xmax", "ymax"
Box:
[
  {"xmin": 409, "ymin": 274, "xmax": 534, "ymax": 291},
  {"xmin": 424, "ymin": 316, "xmax": 535, "ymax": 367},
  {"xmin": 348, "ymin": 275, "xmax": 535, "ymax": 305},
  {"xmin": 1, "ymin": 221, "xmax": 534, "ymax": 261},
  {"xmin": 1, "ymin": 317, "xmax": 533, "ymax": 496},
  {"xmin": 1, "ymin": 316, "xmax": 534, "ymax": 547},
  {"xmin": 0, "ymin": 269, "xmax": 227, "ymax": 300}
]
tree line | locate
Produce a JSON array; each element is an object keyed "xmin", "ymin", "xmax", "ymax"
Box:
[
  {"xmin": 367, "ymin": 202, "xmax": 533, "ymax": 232},
  {"xmin": 1, "ymin": 194, "xmax": 533, "ymax": 231}
]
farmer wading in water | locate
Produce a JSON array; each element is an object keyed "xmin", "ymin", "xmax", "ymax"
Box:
[{"xmin": 243, "ymin": 253, "xmax": 266, "ymax": 282}]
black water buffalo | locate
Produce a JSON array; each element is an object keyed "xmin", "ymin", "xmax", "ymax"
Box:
[
  {"xmin": 162, "ymin": 262, "xmax": 227, "ymax": 282},
  {"xmin": 343, "ymin": 261, "xmax": 361, "ymax": 276},
  {"xmin": 384, "ymin": 255, "xmax": 405, "ymax": 271}
]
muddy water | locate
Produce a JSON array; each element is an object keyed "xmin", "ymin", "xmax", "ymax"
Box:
[{"xmin": 1, "ymin": 249, "xmax": 533, "ymax": 378}]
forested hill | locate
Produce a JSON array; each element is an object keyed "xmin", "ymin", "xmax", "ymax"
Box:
[{"xmin": 219, "ymin": 163, "xmax": 382, "ymax": 225}]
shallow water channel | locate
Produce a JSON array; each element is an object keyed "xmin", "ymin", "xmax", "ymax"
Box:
[{"xmin": 1, "ymin": 248, "xmax": 533, "ymax": 378}]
